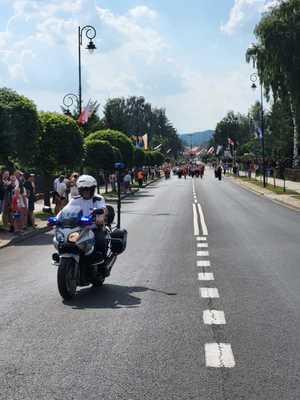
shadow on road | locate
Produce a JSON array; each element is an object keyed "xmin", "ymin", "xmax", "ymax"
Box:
[
  {"xmin": 63, "ymin": 284, "xmax": 176, "ymax": 310},
  {"xmin": 13, "ymin": 230, "xmax": 53, "ymax": 246}
]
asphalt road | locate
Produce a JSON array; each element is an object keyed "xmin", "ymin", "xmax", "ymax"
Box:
[{"xmin": 1, "ymin": 171, "xmax": 300, "ymax": 400}]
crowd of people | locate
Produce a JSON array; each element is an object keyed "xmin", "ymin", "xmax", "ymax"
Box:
[
  {"xmin": 52, "ymin": 167, "xmax": 161, "ymax": 214},
  {"xmin": 0, "ymin": 166, "xmax": 162, "ymax": 234},
  {"xmin": 109, "ymin": 166, "xmax": 161, "ymax": 194},
  {"xmin": 164, "ymin": 163, "xmax": 206, "ymax": 179},
  {"xmin": 0, "ymin": 170, "xmax": 36, "ymax": 233},
  {"xmin": 53, "ymin": 172, "xmax": 79, "ymax": 214}
]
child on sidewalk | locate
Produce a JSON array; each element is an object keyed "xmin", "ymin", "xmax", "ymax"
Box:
[{"xmin": 12, "ymin": 187, "xmax": 28, "ymax": 233}]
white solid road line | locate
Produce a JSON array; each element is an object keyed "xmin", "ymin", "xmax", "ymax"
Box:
[
  {"xmin": 197, "ymin": 242, "xmax": 208, "ymax": 248},
  {"xmin": 198, "ymin": 272, "xmax": 214, "ymax": 281},
  {"xmin": 196, "ymin": 237, "xmax": 207, "ymax": 241},
  {"xmin": 197, "ymin": 203, "xmax": 208, "ymax": 236},
  {"xmin": 197, "ymin": 251, "xmax": 209, "ymax": 257},
  {"xmin": 193, "ymin": 204, "xmax": 200, "ymax": 236},
  {"xmin": 200, "ymin": 288, "xmax": 219, "ymax": 298},
  {"xmin": 205, "ymin": 343, "xmax": 235, "ymax": 368},
  {"xmin": 197, "ymin": 260, "xmax": 211, "ymax": 267},
  {"xmin": 203, "ymin": 310, "xmax": 226, "ymax": 325}
]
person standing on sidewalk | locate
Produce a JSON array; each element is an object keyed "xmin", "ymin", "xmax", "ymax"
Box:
[
  {"xmin": 0, "ymin": 172, "xmax": 4, "ymax": 216},
  {"xmin": 123, "ymin": 171, "xmax": 132, "ymax": 194},
  {"xmin": 24, "ymin": 173, "xmax": 36, "ymax": 227},
  {"xmin": 69, "ymin": 172, "xmax": 79, "ymax": 198},
  {"xmin": 55, "ymin": 175, "xmax": 68, "ymax": 214},
  {"xmin": 137, "ymin": 169, "xmax": 144, "ymax": 188}
]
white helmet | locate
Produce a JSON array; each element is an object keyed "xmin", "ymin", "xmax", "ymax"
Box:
[
  {"xmin": 77, "ymin": 175, "xmax": 97, "ymax": 199},
  {"xmin": 77, "ymin": 175, "xmax": 97, "ymax": 188}
]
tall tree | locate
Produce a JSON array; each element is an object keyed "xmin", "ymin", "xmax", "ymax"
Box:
[
  {"xmin": 35, "ymin": 112, "xmax": 84, "ymax": 207},
  {"xmin": 246, "ymin": 0, "xmax": 300, "ymax": 165},
  {"xmin": 0, "ymin": 88, "xmax": 39, "ymax": 168}
]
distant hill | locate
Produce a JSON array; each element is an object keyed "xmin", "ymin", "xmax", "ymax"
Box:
[{"xmin": 180, "ymin": 130, "xmax": 214, "ymax": 147}]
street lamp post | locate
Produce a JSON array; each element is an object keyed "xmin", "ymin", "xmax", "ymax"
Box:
[
  {"xmin": 78, "ymin": 25, "xmax": 96, "ymax": 115},
  {"xmin": 62, "ymin": 93, "xmax": 79, "ymax": 116},
  {"xmin": 250, "ymin": 73, "xmax": 266, "ymax": 188}
]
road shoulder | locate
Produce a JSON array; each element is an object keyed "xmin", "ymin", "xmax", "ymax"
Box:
[{"xmin": 227, "ymin": 175, "xmax": 300, "ymax": 212}]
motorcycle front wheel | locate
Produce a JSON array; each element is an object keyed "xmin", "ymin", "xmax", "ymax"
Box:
[{"xmin": 57, "ymin": 257, "xmax": 77, "ymax": 300}]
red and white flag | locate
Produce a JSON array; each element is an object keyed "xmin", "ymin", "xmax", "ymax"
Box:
[
  {"xmin": 78, "ymin": 99, "xmax": 98, "ymax": 124},
  {"xmin": 228, "ymin": 137, "xmax": 235, "ymax": 146}
]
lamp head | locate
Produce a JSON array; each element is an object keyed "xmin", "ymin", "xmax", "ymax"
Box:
[
  {"xmin": 86, "ymin": 40, "xmax": 96, "ymax": 53},
  {"xmin": 64, "ymin": 109, "xmax": 72, "ymax": 117}
]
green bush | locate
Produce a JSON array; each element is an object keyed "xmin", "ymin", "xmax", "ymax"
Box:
[
  {"xmin": 86, "ymin": 129, "xmax": 134, "ymax": 167},
  {"xmin": 36, "ymin": 112, "xmax": 84, "ymax": 174},
  {"xmin": 84, "ymin": 139, "xmax": 115, "ymax": 173},
  {"xmin": 0, "ymin": 88, "xmax": 39, "ymax": 167}
]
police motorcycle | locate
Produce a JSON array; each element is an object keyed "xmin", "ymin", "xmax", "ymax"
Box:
[{"xmin": 48, "ymin": 170, "xmax": 127, "ymax": 300}]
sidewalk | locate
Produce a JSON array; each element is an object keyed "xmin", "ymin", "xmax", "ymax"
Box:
[
  {"xmin": 228, "ymin": 174, "xmax": 300, "ymax": 212},
  {"xmin": 0, "ymin": 177, "xmax": 161, "ymax": 249},
  {"xmin": 238, "ymin": 171, "xmax": 300, "ymax": 193}
]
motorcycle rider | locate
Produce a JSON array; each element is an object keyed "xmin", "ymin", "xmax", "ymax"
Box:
[{"xmin": 59, "ymin": 175, "xmax": 108, "ymax": 266}]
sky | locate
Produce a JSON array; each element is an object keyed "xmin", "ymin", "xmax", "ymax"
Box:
[{"xmin": 0, "ymin": 0, "xmax": 280, "ymax": 133}]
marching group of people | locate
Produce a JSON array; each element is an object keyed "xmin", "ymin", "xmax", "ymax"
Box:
[
  {"xmin": 0, "ymin": 170, "xmax": 36, "ymax": 233},
  {"xmin": 163, "ymin": 164, "xmax": 206, "ymax": 179}
]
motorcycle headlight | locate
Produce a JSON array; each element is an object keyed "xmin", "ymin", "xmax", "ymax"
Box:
[
  {"xmin": 68, "ymin": 231, "xmax": 80, "ymax": 243},
  {"xmin": 55, "ymin": 229, "xmax": 65, "ymax": 242}
]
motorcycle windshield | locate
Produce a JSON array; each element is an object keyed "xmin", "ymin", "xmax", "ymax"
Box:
[{"xmin": 57, "ymin": 205, "xmax": 83, "ymax": 228}]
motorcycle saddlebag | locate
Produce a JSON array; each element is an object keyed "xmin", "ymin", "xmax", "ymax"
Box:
[{"xmin": 110, "ymin": 229, "xmax": 127, "ymax": 254}]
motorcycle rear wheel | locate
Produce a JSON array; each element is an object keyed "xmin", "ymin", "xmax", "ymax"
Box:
[{"xmin": 57, "ymin": 258, "xmax": 77, "ymax": 300}]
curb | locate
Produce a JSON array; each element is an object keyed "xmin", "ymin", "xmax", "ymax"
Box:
[
  {"xmin": 104, "ymin": 177, "xmax": 161, "ymax": 202},
  {"xmin": 0, "ymin": 224, "xmax": 52, "ymax": 250}
]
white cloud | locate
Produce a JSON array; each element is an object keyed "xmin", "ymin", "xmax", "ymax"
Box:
[
  {"xmin": 96, "ymin": 6, "xmax": 165, "ymax": 59},
  {"xmin": 0, "ymin": 1, "xmax": 263, "ymax": 131},
  {"xmin": 162, "ymin": 65, "xmax": 258, "ymax": 132},
  {"xmin": 128, "ymin": 6, "xmax": 157, "ymax": 19},
  {"xmin": 221, "ymin": 0, "xmax": 282, "ymax": 35}
]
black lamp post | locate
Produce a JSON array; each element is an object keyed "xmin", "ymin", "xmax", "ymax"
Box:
[
  {"xmin": 78, "ymin": 25, "xmax": 96, "ymax": 115},
  {"xmin": 250, "ymin": 72, "xmax": 266, "ymax": 187},
  {"xmin": 62, "ymin": 93, "xmax": 79, "ymax": 116}
]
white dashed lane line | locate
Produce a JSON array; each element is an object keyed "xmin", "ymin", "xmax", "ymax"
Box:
[
  {"xmin": 197, "ymin": 260, "xmax": 211, "ymax": 267},
  {"xmin": 203, "ymin": 310, "xmax": 226, "ymax": 325},
  {"xmin": 193, "ymin": 178, "xmax": 236, "ymax": 369},
  {"xmin": 200, "ymin": 287, "xmax": 220, "ymax": 298},
  {"xmin": 197, "ymin": 251, "xmax": 209, "ymax": 257},
  {"xmin": 198, "ymin": 272, "xmax": 214, "ymax": 281},
  {"xmin": 197, "ymin": 242, "xmax": 208, "ymax": 248},
  {"xmin": 205, "ymin": 343, "xmax": 235, "ymax": 368}
]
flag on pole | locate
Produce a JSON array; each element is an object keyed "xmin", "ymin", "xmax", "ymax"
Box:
[
  {"xmin": 255, "ymin": 126, "xmax": 262, "ymax": 139},
  {"xmin": 77, "ymin": 99, "xmax": 98, "ymax": 124},
  {"xmin": 142, "ymin": 134, "xmax": 148, "ymax": 150},
  {"xmin": 228, "ymin": 138, "xmax": 235, "ymax": 146},
  {"xmin": 207, "ymin": 146, "xmax": 215, "ymax": 155},
  {"xmin": 78, "ymin": 99, "xmax": 91, "ymax": 124}
]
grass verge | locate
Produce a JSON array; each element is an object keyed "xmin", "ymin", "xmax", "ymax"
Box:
[{"xmin": 233, "ymin": 175, "xmax": 298, "ymax": 195}]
